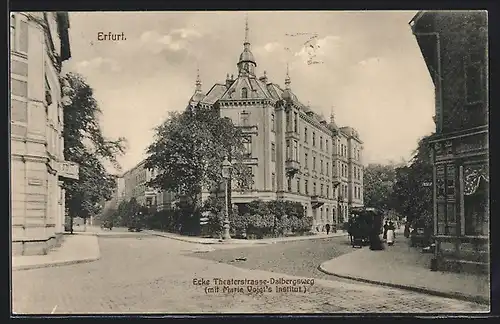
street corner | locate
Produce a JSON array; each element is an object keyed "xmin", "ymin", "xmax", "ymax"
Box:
[{"xmin": 12, "ymin": 233, "xmax": 101, "ymax": 271}]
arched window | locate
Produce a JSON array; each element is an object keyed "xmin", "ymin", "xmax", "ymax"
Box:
[{"xmin": 242, "ymin": 87, "xmax": 248, "ymax": 98}]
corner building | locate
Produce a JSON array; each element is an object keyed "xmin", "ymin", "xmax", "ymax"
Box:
[
  {"xmin": 411, "ymin": 11, "xmax": 488, "ymax": 273},
  {"xmin": 122, "ymin": 160, "xmax": 158, "ymax": 208},
  {"xmin": 10, "ymin": 12, "xmax": 76, "ymax": 255},
  {"xmin": 189, "ymin": 21, "xmax": 364, "ymax": 230}
]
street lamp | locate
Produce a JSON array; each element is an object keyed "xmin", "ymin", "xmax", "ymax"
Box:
[{"xmin": 221, "ymin": 156, "xmax": 233, "ymax": 240}]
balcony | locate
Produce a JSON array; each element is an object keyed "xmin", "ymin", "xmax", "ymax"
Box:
[
  {"xmin": 311, "ymin": 195, "xmax": 325, "ymax": 209},
  {"xmin": 238, "ymin": 125, "xmax": 258, "ymax": 135},
  {"xmin": 332, "ymin": 176, "xmax": 341, "ymax": 188},
  {"xmin": 285, "ymin": 159, "xmax": 300, "ymax": 177},
  {"xmin": 285, "ymin": 130, "xmax": 300, "ymax": 140}
]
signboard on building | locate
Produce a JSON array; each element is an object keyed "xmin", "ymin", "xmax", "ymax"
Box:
[{"xmin": 59, "ymin": 161, "xmax": 79, "ymax": 180}]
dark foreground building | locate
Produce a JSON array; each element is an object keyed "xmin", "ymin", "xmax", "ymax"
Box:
[{"xmin": 410, "ymin": 11, "xmax": 488, "ymax": 273}]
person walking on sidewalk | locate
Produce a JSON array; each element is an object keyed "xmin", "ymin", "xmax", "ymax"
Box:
[
  {"xmin": 386, "ymin": 221, "xmax": 396, "ymax": 246},
  {"xmin": 325, "ymin": 223, "xmax": 331, "ymax": 235},
  {"xmin": 383, "ymin": 221, "xmax": 389, "ymax": 241}
]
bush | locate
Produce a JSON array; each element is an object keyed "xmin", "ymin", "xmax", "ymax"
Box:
[{"xmin": 230, "ymin": 212, "xmax": 248, "ymax": 238}]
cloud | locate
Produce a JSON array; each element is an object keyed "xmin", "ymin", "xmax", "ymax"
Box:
[
  {"xmin": 170, "ymin": 28, "xmax": 203, "ymax": 39},
  {"xmin": 75, "ymin": 57, "xmax": 122, "ymax": 73},
  {"xmin": 263, "ymin": 42, "xmax": 281, "ymax": 52},
  {"xmin": 293, "ymin": 35, "xmax": 341, "ymax": 65},
  {"xmin": 358, "ymin": 56, "xmax": 381, "ymax": 66}
]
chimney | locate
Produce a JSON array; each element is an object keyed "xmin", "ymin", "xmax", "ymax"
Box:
[{"xmin": 226, "ymin": 73, "xmax": 232, "ymax": 88}]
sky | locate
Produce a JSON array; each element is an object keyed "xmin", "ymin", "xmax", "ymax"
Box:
[{"xmin": 62, "ymin": 11, "xmax": 436, "ymax": 173}]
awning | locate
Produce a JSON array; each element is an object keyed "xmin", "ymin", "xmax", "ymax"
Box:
[{"xmin": 464, "ymin": 164, "xmax": 489, "ymax": 196}]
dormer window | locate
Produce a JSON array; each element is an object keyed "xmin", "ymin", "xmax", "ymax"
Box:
[{"xmin": 242, "ymin": 87, "xmax": 248, "ymax": 99}]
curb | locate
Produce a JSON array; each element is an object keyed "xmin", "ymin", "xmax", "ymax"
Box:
[
  {"xmin": 13, "ymin": 234, "xmax": 101, "ymax": 271},
  {"xmin": 317, "ymin": 263, "xmax": 490, "ymax": 306},
  {"xmin": 13, "ymin": 256, "xmax": 101, "ymax": 271},
  {"xmin": 147, "ymin": 231, "xmax": 348, "ymax": 245}
]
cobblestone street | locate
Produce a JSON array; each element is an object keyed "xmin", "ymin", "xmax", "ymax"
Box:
[{"xmin": 12, "ymin": 235, "xmax": 488, "ymax": 314}]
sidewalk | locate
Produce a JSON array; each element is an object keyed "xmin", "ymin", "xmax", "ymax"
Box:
[
  {"xmin": 319, "ymin": 237, "xmax": 490, "ymax": 305},
  {"xmin": 12, "ymin": 234, "xmax": 100, "ymax": 271},
  {"xmin": 145, "ymin": 229, "xmax": 348, "ymax": 245}
]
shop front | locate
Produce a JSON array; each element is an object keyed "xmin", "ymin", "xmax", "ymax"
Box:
[{"xmin": 430, "ymin": 126, "xmax": 488, "ymax": 273}]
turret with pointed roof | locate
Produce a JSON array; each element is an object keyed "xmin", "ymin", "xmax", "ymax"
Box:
[
  {"xmin": 189, "ymin": 68, "xmax": 205, "ymax": 106},
  {"xmin": 282, "ymin": 63, "xmax": 298, "ymax": 103},
  {"xmin": 237, "ymin": 14, "xmax": 257, "ymax": 78}
]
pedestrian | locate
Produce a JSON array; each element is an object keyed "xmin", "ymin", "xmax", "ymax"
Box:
[
  {"xmin": 383, "ymin": 221, "xmax": 389, "ymax": 241},
  {"xmin": 404, "ymin": 222, "xmax": 410, "ymax": 238},
  {"xmin": 387, "ymin": 221, "xmax": 396, "ymax": 246},
  {"xmin": 325, "ymin": 223, "xmax": 331, "ymax": 235}
]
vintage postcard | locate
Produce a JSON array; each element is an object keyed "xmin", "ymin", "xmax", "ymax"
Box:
[{"xmin": 10, "ymin": 10, "xmax": 489, "ymax": 315}]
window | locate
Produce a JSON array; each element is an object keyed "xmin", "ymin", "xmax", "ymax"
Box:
[
  {"xmin": 271, "ymin": 142, "xmax": 276, "ymax": 162},
  {"xmin": 286, "ymin": 140, "xmax": 291, "ymax": 160},
  {"xmin": 313, "ymin": 156, "xmax": 316, "ymax": 171},
  {"xmin": 326, "ymin": 185, "xmax": 330, "ymax": 198},
  {"xmin": 271, "ymin": 113, "xmax": 275, "ymax": 132},
  {"xmin": 321, "ymin": 184, "xmax": 324, "ymax": 196},
  {"xmin": 287, "ymin": 178, "xmax": 292, "ymax": 192},
  {"xmin": 304, "ymin": 153, "xmax": 308, "ymax": 169},
  {"xmin": 313, "ymin": 132, "xmax": 316, "ymax": 146},
  {"xmin": 286, "ymin": 112, "xmax": 291, "ymax": 130},
  {"xmin": 297, "ymin": 178, "xmax": 301, "ymax": 193},
  {"xmin": 320, "ymin": 159, "xmax": 324, "ymax": 174},
  {"xmin": 320, "ymin": 137, "xmax": 323, "ymax": 150},
  {"xmin": 294, "ymin": 112, "xmax": 298, "ymax": 133},
  {"xmin": 243, "ymin": 136, "xmax": 252, "ymax": 158},
  {"xmin": 326, "ymin": 139, "xmax": 329, "ymax": 153},
  {"xmin": 240, "ymin": 111, "xmax": 250, "ymax": 126},
  {"xmin": 271, "ymin": 173, "xmax": 276, "ymax": 191},
  {"xmin": 304, "ymin": 127, "xmax": 308, "ymax": 143},
  {"xmin": 242, "ymin": 87, "xmax": 248, "ymax": 98},
  {"xmin": 313, "ymin": 182, "xmax": 317, "ymax": 195},
  {"xmin": 305, "ymin": 180, "xmax": 309, "ymax": 195},
  {"xmin": 293, "ymin": 140, "xmax": 298, "ymax": 161}
]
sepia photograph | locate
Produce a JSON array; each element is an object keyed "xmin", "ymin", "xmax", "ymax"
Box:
[{"xmin": 10, "ymin": 10, "xmax": 489, "ymax": 314}]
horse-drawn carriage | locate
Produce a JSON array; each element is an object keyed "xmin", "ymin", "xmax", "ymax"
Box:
[{"xmin": 348, "ymin": 207, "xmax": 384, "ymax": 248}]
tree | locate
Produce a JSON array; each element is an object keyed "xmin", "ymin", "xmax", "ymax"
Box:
[
  {"xmin": 363, "ymin": 163, "xmax": 398, "ymax": 211},
  {"xmin": 61, "ymin": 72, "xmax": 127, "ymax": 232},
  {"xmin": 144, "ymin": 104, "xmax": 252, "ymax": 223},
  {"xmin": 392, "ymin": 135, "xmax": 434, "ymax": 229}
]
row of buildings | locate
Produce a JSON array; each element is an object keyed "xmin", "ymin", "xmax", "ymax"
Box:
[
  {"xmin": 410, "ymin": 11, "xmax": 488, "ymax": 272},
  {"xmin": 10, "ymin": 12, "xmax": 78, "ymax": 255},
  {"xmin": 107, "ymin": 19, "xmax": 365, "ymax": 230}
]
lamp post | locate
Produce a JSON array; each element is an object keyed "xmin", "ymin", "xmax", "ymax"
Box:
[{"xmin": 221, "ymin": 157, "xmax": 233, "ymax": 240}]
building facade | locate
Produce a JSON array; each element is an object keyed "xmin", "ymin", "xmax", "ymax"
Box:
[
  {"xmin": 411, "ymin": 11, "xmax": 488, "ymax": 272},
  {"xmin": 187, "ymin": 20, "xmax": 364, "ymax": 230},
  {"xmin": 10, "ymin": 12, "xmax": 77, "ymax": 255},
  {"xmin": 122, "ymin": 160, "xmax": 157, "ymax": 207}
]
